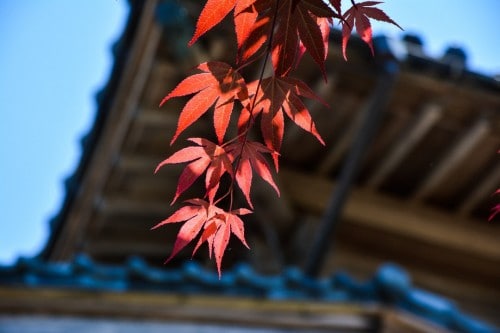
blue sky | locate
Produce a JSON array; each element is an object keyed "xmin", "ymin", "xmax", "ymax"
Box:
[
  {"xmin": 0, "ymin": 1, "xmax": 128, "ymax": 264},
  {"xmin": 368, "ymin": 0, "xmax": 500, "ymax": 76},
  {"xmin": 0, "ymin": 1, "xmax": 499, "ymax": 265}
]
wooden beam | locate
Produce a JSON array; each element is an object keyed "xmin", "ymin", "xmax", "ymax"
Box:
[
  {"xmin": 414, "ymin": 117, "xmax": 490, "ymax": 200},
  {"xmin": 117, "ymin": 154, "xmax": 160, "ymax": 173},
  {"xmin": 279, "ymin": 169, "xmax": 500, "ymax": 260},
  {"xmin": 382, "ymin": 311, "xmax": 450, "ymax": 333},
  {"xmin": 208, "ymin": 37, "xmax": 230, "ymax": 59},
  {"xmin": 117, "ymin": 153, "xmax": 189, "ymax": 177},
  {"xmin": 362, "ymin": 108, "xmax": 411, "ymax": 169},
  {"xmin": 85, "ymin": 239, "xmax": 169, "ymax": 258},
  {"xmin": 136, "ymin": 108, "xmax": 178, "ymax": 127},
  {"xmin": 316, "ymin": 98, "xmax": 365, "ymax": 175},
  {"xmin": 0, "ymin": 287, "xmax": 386, "ymax": 331},
  {"xmin": 458, "ymin": 163, "xmax": 500, "ymax": 216},
  {"xmin": 49, "ymin": 0, "xmax": 163, "ymax": 261},
  {"xmin": 0, "ymin": 286, "xmax": 449, "ymax": 332},
  {"xmin": 366, "ymin": 103, "xmax": 442, "ymax": 188},
  {"xmin": 97, "ymin": 197, "xmax": 169, "ymax": 217},
  {"xmin": 324, "ymin": 246, "xmax": 500, "ymax": 306},
  {"xmin": 398, "ymin": 71, "xmax": 500, "ymax": 106}
]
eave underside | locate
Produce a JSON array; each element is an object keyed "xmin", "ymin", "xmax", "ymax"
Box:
[{"xmin": 43, "ymin": 0, "xmax": 500, "ymax": 326}]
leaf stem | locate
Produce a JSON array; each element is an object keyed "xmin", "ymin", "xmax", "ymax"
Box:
[{"xmin": 216, "ymin": 0, "xmax": 281, "ymax": 211}]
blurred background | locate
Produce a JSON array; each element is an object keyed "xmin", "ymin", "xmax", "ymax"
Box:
[
  {"xmin": 1, "ymin": 1, "xmax": 500, "ymax": 331},
  {"xmin": 0, "ymin": 1, "xmax": 128, "ymax": 264},
  {"xmin": 1, "ymin": 0, "xmax": 498, "ymax": 266}
]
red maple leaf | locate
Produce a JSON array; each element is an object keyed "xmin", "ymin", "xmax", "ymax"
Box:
[
  {"xmin": 233, "ymin": 0, "xmax": 337, "ymax": 76},
  {"xmin": 234, "ymin": 0, "xmax": 271, "ymax": 65},
  {"xmin": 188, "ymin": 0, "xmax": 238, "ymax": 46},
  {"xmin": 295, "ymin": 16, "xmax": 332, "ymax": 76},
  {"xmin": 155, "ymin": 138, "xmax": 233, "ymax": 204},
  {"xmin": 227, "ymin": 140, "xmax": 280, "ymax": 208},
  {"xmin": 160, "ymin": 62, "xmax": 248, "ymax": 144},
  {"xmin": 245, "ymin": 76, "xmax": 327, "ymax": 168},
  {"xmin": 294, "ymin": 3, "xmax": 334, "ymax": 76},
  {"xmin": 341, "ymin": 1, "xmax": 402, "ymax": 60},
  {"xmin": 188, "ymin": 0, "xmax": 270, "ymax": 65},
  {"xmin": 154, "ymin": 0, "xmax": 402, "ymax": 277},
  {"xmin": 272, "ymin": 0, "xmax": 337, "ymax": 77},
  {"xmin": 152, "ymin": 199, "xmax": 251, "ymax": 277},
  {"xmin": 271, "ymin": 0, "xmax": 299, "ymax": 76},
  {"xmin": 205, "ymin": 208, "xmax": 251, "ymax": 277}
]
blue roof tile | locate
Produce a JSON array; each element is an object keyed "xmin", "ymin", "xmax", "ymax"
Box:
[{"xmin": 0, "ymin": 254, "xmax": 496, "ymax": 332}]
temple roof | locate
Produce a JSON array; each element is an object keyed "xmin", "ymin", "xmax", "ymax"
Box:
[
  {"xmin": 18, "ymin": 0, "xmax": 500, "ymax": 328},
  {"xmin": 0, "ymin": 255, "xmax": 496, "ymax": 332}
]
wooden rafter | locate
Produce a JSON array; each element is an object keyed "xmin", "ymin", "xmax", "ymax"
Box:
[
  {"xmin": 414, "ymin": 116, "xmax": 490, "ymax": 200},
  {"xmin": 316, "ymin": 98, "xmax": 365, "ymax": 175},
  {"xmin": 279, "ymin": 168, "xmax": 500, "ymax": 260},
  {"xmin": 458, "ymin": 162, "xmax": 500, "ymax": 216},
  {"xmin": 48, "ymin": 0, "xmax": 162, "ymax": 261},
  {"xmin": 366, "ymin": 103, "xmax": 442, "ymax": 188},
  {"xmin": 2, "ymin": 287, "xmax": 446, "ymax": 332}
]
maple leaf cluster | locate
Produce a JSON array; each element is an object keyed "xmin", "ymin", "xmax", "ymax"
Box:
[{"xmin": 155, "ymin": 0, "xmax": 400, "ymax": 276}]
